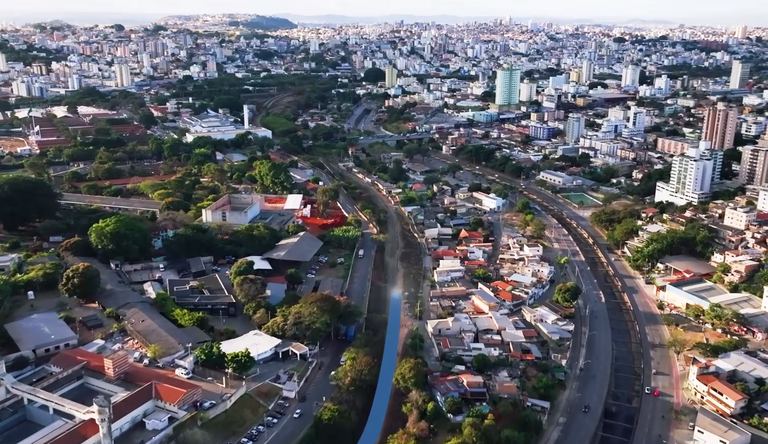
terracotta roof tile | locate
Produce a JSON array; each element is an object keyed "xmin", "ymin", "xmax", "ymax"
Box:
[{"xmin": 46, "ymin": 419, "xmax": 99, "ymax": 444}]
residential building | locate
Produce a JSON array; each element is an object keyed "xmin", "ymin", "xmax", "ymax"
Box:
[
  {"xmin": 581, "ymin": 60, "xmax": 594, "ymax": 84},
  {"xmin": 384, "ymin": 65, "xmax": 398, "ymax": 88},
  {"xmin": 758, "ymin": 188, "xmax": 768, "ymax": 212},
  {"xmin": 738, "ymin": 134, "xmax": 768, "ymax": 186},
  {"xmin": 628, "ymin": 106, "xmax": 647, "ymax": 133},
  {"xmin": 741, "ymin": 117, "xmax": 767, "ymax": 137},
  {"xmin": 202, "ymin": 194, "xmax": 263, "ymax": 225},
  {"xmin": 565, "ymin": 114, "xmax": 585, "ymax": 144},
  {"xmin": 657, "ymin": 137, "xmax": 698, "ymax": 155},
  {"xmin": 722, "ymin": 207, "xmax": 757, "ymax": 230},
  {"xmin": 114, "ymin": 63, "xmax": 132, "ymax": 87},
  {"xmin": 735, "ymin": 25, "xmax": 749, "ymax": 40},
  {"xmin": 693, "ymin": 406, "xmax": 751, "ymax": 444},
  {"xmin": 472, "ymin": 191, "xmax": 505, "ymax": 211},
  {"xmin": 0, "ymin": 52, "xmax": 7, "ymax": 71},
  {"xmin": 426, "ymin": 313, "xmax": 477, "ymax": 337},
  {"xmin": 519, "ymin": 79, "xmax": 537, "ymax": 102},
  {"xmin": 434, "ymin": 259, "xmax": 466, "ymax": 282},
  {"xmin": 495, "ymin": 65, "xmax": 521, "ymax": 106},
  {"xmin": 702, "ymin": 103, "xmax": 739, "ymax": 150},
  {"xmin": 165, "ymin": 274, "xmax": 237, "ymax": 316},
  {"xmin": 429, "ymin": 372, "xmax": 489, "ymax": 411},
  {"xmin": 0, "ymin": 253, "xmax": 21, "ymax": 274},
  {"xmin": 654, "ymin": 147, "xmax": 723, "ymax": 205},
  {"xmin": 529, "ymin": 123, "xmax": 555, "ymax": 140},
  {"xmin": 621, "ymin": 65, "xmax": 641, "ymax": 88},
  {"xmin": 687, "ymin": 357, "xmax": 749, "ymax": 416},
  {"xmin": 730, "ymin": 60, "xmax": 751, "ymax": 89}
]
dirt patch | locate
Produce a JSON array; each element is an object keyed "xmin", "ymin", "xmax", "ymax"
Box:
[
  {"xmin": 171, "ymin": 394, "xmax": 267, "ymax": 444},
  {"xmin": 0, "ymin": 136, "xmax": 31, "ymax": 152},
  {"xmin": 665, "ymin": 314, "xmax": 727, "ymax": 344},
  {"xmin": 250, "ymin": 382, "xmax": 283, "ymax": 406}
]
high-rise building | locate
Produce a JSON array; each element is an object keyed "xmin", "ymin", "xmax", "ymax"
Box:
[
  {"xmin": 0, "ymin": 53, "xmax": 7, "ymax": 71},
  {"xmin": 730, "ymin": 60, "xmax": 751, "ymax": 89},
  {"xmin": 141, "ymin": 53, "xmax": 151, "ymax": 68},
  {"xmin": 735, "ymin": 25, "xmax": 748, "ymax": 39},
  {"xmin": 494, "ymin": 65, "xmax": 521, "ymax": 106},
  {"xmin": 565, "ymin": 114, "xmax": 585, "ymax": 144},
  {"xmin": 519, "ymin": 79, "xmax": 537, "ymax": 102},
  {"xmin": 628, "ymin": 106, "xmax": 646, "ymax": 132},
  {"xmin": 654, "ymin": 75, "xmax": 670, "ymax": 95},
  {"xmin": 702, "ymin": 102, "xmax": 739, "ymax": 150},
  {"xmin": 655, "ymin": 145, "xmax": 723, "ymax": 205},
  {"xmin": 738, "ymin": 135, "xmax": 768, "ymax": 186},
  {"xmin": 384, "ymin": 65, "xmax": 398, "ymax": 88},
  {"xmin": 68, "ymin": 74, "xmax": 82, "ymax": 90},
  {"xmin": 581, "ymin": 60, "xmax": 594, "ymax": 84},
  {"xmin": 621, "ymin": 65, "xmax": 641, "ymax": 88},
  {"xmin": 309, "ymin": 39, "xmax": 320, "ymax": 53},
  {"xmin": 114, "ymin": 64, "xmax": 132, "ymax": 87},
  {"xmin": 11, "ymin": 78, "xmax": 31, "ymax": 97}
]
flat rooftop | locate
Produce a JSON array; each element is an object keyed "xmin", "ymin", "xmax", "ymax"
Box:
[{"xmin": 676, "ymin": 280, "xmax": 727, "ymax": 301}]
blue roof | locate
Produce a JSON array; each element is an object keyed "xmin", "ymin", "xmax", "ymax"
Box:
[{"xmin": 357, "ymin": 290, "xmax": 402, "ymax": 444}]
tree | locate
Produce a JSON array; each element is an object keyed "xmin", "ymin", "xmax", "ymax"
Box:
[
  {"xmin": 515, "ymin": 197, "xmax": 533, "ymax": 214},
  {"xmin": 59, "ymin": 263, "xmax": 102, "ymax": 301},
  {"xmin": 252, "ymin": 308, "xmax": 270, "ymax": 327},
  {"xmin": 57, "ymin": 236, "xmax": 94, "ymax": 257},
  {"xmin": 284, "ymin": 223, "xmax": 306, "ymax": 235},
  {"xmin": 333, "ymin": 353, "xmax": 379, "ymax": 394},
  {"xmin": 252, "ymin": 159, "xmax": 294, "ymax": 194},
  {"xmin": 113, "ymin": 23, "xmax": 125, "ymax": 31},
  {"xmin": 666, "ymin": 331, "xmax": 693, "ymax": 358},
  {"xmin": 145, "ymin": 343, "xmax": 162, "ymax": 359},
  {"xmin": 387, "ymin": 429, "xmax": 417, "ymax": 444},
  {"xmin": 284, "ymin": 269, "xmax": 304, "ymax": 287},
  {"xmin": 160, "ymin": 198, "xmax": 190, "ymax": 213},
  {"xmin": 471, "ymin": 353, "xmax": 492, "ymax": 373},
  {"xmin": 88, "ymin": 215, "xmax": 152, "ymax": 261},
  {"xmin": 685, "ymin": 304, "xmax": 705, "ymax": 319},
  {"xmin": 362, "ymin": 67, "xmax": 386, "ymax": 83},
  {"xmin": 472, "ymin": 268, "xmax": 493, "ymax": 283},
  {"xmin": 194, "ymin": 341, "xmax": 226, "ymax": 370},
  {"xmin": 305, "ymin": 403, "xmax": 354, "ymax": 443},
  {"xmin": 443, "ymin": 396, "xmax": 463, "ymax": 415},
  {"xmin": 233, "ymin": 275, "xmax": 266, "ymax": 302},
  {"xmin": 553, "ymin": 282, "xmax": 582, "ymax": 308},
  {"xmin": 606, "ymin": 218, "xmax": 640, "ymax": 248},
  {"xmin": 0, "ymin": 176, "xmax": 59, "ymax": 230},
  {"xmin": 315, "ymin": 185, "xmax": 340, "ymax": 216},
  {"xmin": 393, "ymin": 357, "xmax": 425, "ymax": 392},
  {"xmin": 137, "ymin": 110, "xmax": 158, "ymax": 129},
  {"xmin": 225, "ymin": 349, "xmax": 256, "ymax": 374},
  {"xmin": 24, "ymin": 157, "xmax": 48, "ymax": 177},
  {"xmin": 229, "ymin": 259, "xmax": 255, "ymax": 282},
  {"xmin": 530, "ymin": 218, "xmax": 546, "ymax": 238}
]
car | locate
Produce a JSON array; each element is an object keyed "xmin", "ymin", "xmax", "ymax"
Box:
[
  {"xmin": 159, "ymin": 264, "xmax": 166, "ymax": 271},
  {"xmin": 246, "ymin": 432, "xmax": 259, "ymax": 439},
  {"xmin": 653, "ymin": 389, "xmax": 660, "ymax": 397},
  {"xmin": 340, "ymin": 356, "xmax": 346, "ymax": 365},
  {"xmin": 299, "ymin": 395, "xmax": 306, "ymax": 403},
  {"xmin": 268, "ymin": 417, "xmax": 279, "ymax": 423},
  {"xmin": 255, "ymin": 425, "xmax": 266, "ymax": 433},
  {"xmin": 222, "ymin": 393, "xmax": 232, "ymax": 401},
  {"xmin": 294, "ymin": 409, "xmax": 302, "ymax": 418},
  {"xmin": 652, "ymin": 369, "xmax": 658, "ymax": 375},
  {"xmin": 306, "ymin": 274, "xmax": 315, "ymax": 278},
  {"xmin": 582, "ymin": 404, "xmax": 590, "ymax": 413},
  {"xmin": 265, "ymin": 421, "xmax": 274, "ymax": 428},
  {"xmin": 277, "ymin": 400, "xmax": 289, "ymax": 407},
  {"xmin": 240, "ymin": 439, "xmax": 252, "ymax": 444},
  {"xmin": 201, "ymin": 400, "xmax": 217, "ymax": 410},
  {"xmin": 271, "ymin": 410, "xmax": 283, "ymax": 418},
  {"xmin": 644, "ymin": 387, "xmax": 651, "ymax": 394},
  {"xmin": 212, "ymin": 266, "xmax": 220, "ymax": 272},
  {"xmin": 688, "ymin": 422, "xmax": 695, "ymax": 430},
  {"xmin": 175, "ymin": 368, "xmax": 192, "ymax": 379}
]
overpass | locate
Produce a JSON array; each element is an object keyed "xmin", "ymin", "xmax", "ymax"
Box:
[
  {"xmin": 355, "ymin": 133, "xmax": 432, "ymax": 145},
  {"xmin": 59, "ymin": 193, "xmax": 162, "ymax": 213}
]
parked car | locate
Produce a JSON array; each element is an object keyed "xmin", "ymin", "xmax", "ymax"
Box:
[
  {"xmin": 240, "ymin": 439, "xmax": 252, "ymax": 444},
  {"xmin": 277, "ymin": 400, "xmax": 289, "ymax": 408},
  {"xmin": 175, "ymin": 368, "xmax": 192, "ymax": 379},
  {"xmin": 201, "ymin": 400, "xmax": 217, "ymax": 410},
  {"xmin": 271, "ymin": 411, "xmax": 282, "ymax": 418}
]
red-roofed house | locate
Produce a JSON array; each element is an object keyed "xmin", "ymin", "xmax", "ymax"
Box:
[{"xmin": 459, "ymin": 230, "xmax": 484, "ymax": 241}]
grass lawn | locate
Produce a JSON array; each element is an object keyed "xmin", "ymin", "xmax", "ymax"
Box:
[
  {"xmin": 250, "ymin": 382, "xmax": 283, "ymax": 406},
  {"xmin": 200, "ymin": 394, "xmax": 267, "ymax": 442},
  {"xmin": 289, "ymin": 361, "xmax": 307, "ymax": 374},
  {"xmin": 297, "ymin": 361, "xmax": 312, "ymax": 381}
]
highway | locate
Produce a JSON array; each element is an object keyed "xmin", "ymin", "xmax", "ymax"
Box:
[
  {"xmin": 431, "ymin": 153, "xmax": 677, "ymax": 444},
  {"xmin": 355, "ymin": 133, "xmax": 432, "ymax": 144}
]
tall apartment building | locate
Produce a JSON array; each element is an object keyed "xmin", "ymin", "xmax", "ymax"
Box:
[
  {"xmin": 656, "ymin": 137, "xmax": 698, "ymax": 155},
  {"xmin": 0, "ymin": 52, "xmax": 7, "ymax": 71},
  {"xmin": 114, "ymin": 64, "xmax": 132, "ymax": 87},
  {"xmin": 741, "ymin": 117, "xmax": 767, "ymax": 137},
  {"xmin": 495, "ymin": 65, "xmax": 521, "ymax": 106},
  {"xmin": 565, "ymin": 114, "xmax": 585, "ymax": 144},
  {"xmin": 628, "ymin": 106, "xmax": 646, "ymax": 132},
  {"xmin": 654, "ymin": 146, "xmax": 723, "ymax": 205},
  {"xmin": 384, "ymin": 65, "xmax": 398, "ymax": 88},
  {"xmin": 621, "ymin": 65, "xmax": 641, "ymax": 88},
  {"xmin": 702, "ymin": 103, "xmax": 738, "ymax": 150},
  {"xmin": 737, "ymin": 135, "xmax": 768, "ymax": 186},
  {"xmin": 519, "ymin": 79, "xmax": 537, "ymax": 102},
  {"xmin": 581, "ymin": 60, "xmax": 594, "ymax": 84},
  {"xmin": 730, "ymin": 60, "xmax": 751, "ymax": 89},
  {"xmin": 735, "ymin": 25, "xmax": 748, "ymax": 39}
]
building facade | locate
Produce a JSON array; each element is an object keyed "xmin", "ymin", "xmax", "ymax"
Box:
[
  {"xmin": 495, "ymin": 65, "xmax": 521, "ymax": 106},
  {"xmin": 655, "ymin": 147, "xmax": 723, "ymax": 205},
  {"xmin": 702, "ymin": 103, "xmax": 738, "ymax": 150}
]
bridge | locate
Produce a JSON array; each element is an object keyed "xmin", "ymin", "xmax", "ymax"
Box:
[
  {"xmin": 59, "ymin": 193, "xmax": 162, "ymax": 213},
  {"xmin": 355, "ymin": 133, "xmax": 432, "ymax": 145}
]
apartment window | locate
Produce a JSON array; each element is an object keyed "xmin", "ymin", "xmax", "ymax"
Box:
[
  {"xmin": 64, "ymin": 343, "xmax": 70, "ymax": 348},
  {"xmin": 44, "ymin": 348, "xmax": 50, "ymax": 353},
  {"xmin": 696, "ymin": 430, "xmax": 704, "ymax": 434},
  {"xmin": 220, "ymin": 211, "xmax": 227, "ymax": 222},
  {"xmin": 54, "ymin": 345, "xmax": 60, "ymax": 351}
]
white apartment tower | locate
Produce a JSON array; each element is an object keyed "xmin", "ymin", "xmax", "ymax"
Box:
[
  {"xmin": 581, "ymin": 60, "xmax": 594, "ymax": 84},
  {"xmin": 0, "ymin": 53, "xmax": 7, "ymax": 71},
  {"xmin": 565, "ymin": 114, "xmax": 585, "ymax": 144},
  {"xmin": 730, "ymin": 60, "xmax": 751, "ymax": 89},
  {"xmin": 621, "ymin": 65, "xmax": 641, "ymax": 88},
  {"xmin": 519, "ymin": 79, "xmax": 537, "ymax": 102},
  {"xmin": 735, "ymin": 25, "xmax": 748, "ymax": 39},
  {"xmin": 654, "ymin": 75, "xmax": 670, "ymax": 95},
  {"xmin": 654, "ymin": 145, "xmax": 723, "ymax": 205},
  {"xmin": 384, "ymin": 65, "xmax": 398, "ymax": 88},
  {"xmin": 68, "ymin": 74, "xmax": 82, "ymax": 90},
  {"xmin": 114, "ymin": 64, "xmax": 132, "ymax": 87},
  {"xmin": 702, "ymin": 102, "xmax": 738, "ymax": 150},
  {"xmin": 495, "ymin": 65, "xmax": 521, "ymax": 106},
  {"xmin": 628, "ymin": 106, "xmax": 646, "ymax": 132},
  {"xmin": 309, "ymin": 39, "xmax": 320, "ymax": 53}
]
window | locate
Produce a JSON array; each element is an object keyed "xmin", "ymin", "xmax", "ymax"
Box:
[
  {"xmin": 696, "ymin": 430, "xmax": 704, "ymax": 434},
  {"xmin": 54, "ymin": 345, "xmax": 60, "ymax": 351},
  {"xmin": 64, "ymin": 343, "xmax": 71, "ymax": 348},
  {"xmin": 44, "ymin": 348, "xmax": 50, "ymax": 353}
]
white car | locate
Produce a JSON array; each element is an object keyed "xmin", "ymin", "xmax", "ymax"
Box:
[
  {"xmin": 306, "ymin": 274, "xmax": 315, "ymax": 278},
  {"xmin": 293, "ymin": 409, "xmax": 302, "ymax": 418},
  {"xmin": 644, "ymin": 386, "xmax": 651, "ymax": 394},
  {"xmin": 175, "ymin": 368, "xmax": 192, "ymax": 379},
  {"xmin": 340, "ymin": 356, "xmax": 346, "ymax": 365},
  {"xmin": 240, "ymin": 439, "xmax": 252, "ymax": 444}
]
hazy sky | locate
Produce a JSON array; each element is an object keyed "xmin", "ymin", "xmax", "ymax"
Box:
[{"xmin": 3, "ymin": 0, "xmax": 764, "ymax": 25}]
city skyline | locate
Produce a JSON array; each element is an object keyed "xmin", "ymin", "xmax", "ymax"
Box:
[{"xmin": 2, "ymin": 1, "xmax": 767, "ymax": 26}]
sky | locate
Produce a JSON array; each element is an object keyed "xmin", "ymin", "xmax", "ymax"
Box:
[{"xmin": 3, "ymin": 0, "xmax": 766, "ymax": 26}]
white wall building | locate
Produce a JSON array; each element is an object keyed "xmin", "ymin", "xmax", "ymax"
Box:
[
  {"xmin": 655, "ymin": 146, "xmax": 723, "ymax": 205},
  {"xmin": 565, "ymin": 114, "xmax": 585, "ymax": 144},
  {"xmin": 220, "ymin": 330, "xmax": 282, "ymax": 362},
  {"xmin": 621, "ymin": 65, "xmax": 641, "ymax": 88},
  {"xmin": 202, "ymin": 194, "xmax": 261, "ymax": 225},
  {"xmin": 472, "ymin": 192, "xmax": 505, "ymax": 211},
  {"xmin": 730, "ymin": 60, "xmax": 751, "ymax": 89},
  {"xmin": 692, "ymin": 402, "xmax": 750, "ymax": 444},
  {"xmin": 538, "ymin": 170, "xmax": 575, "ymax": 187},
  {"xmin": 495, "ymin": 65, "xmax": 521, "ymax": 106},
  {"xmin": 723, "ymin": 207, "xmax": 757, "ymax": 230}
]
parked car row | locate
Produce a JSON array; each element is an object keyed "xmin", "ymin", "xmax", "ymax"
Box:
[{"xmin": 307, "ymin": 255, "xmax": 328, "ymax": 278}]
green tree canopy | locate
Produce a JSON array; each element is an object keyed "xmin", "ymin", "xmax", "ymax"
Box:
[
  {"xmin": 0, "ymin": 176, "xmax": 59, "ymax": 230},
  {"xmin": 553, "ymin": 282, "xmax": 582, "ymax": 308},
  {"xmin": 59, "ymin": 263, "xmax": 101, "ymax": 301},
  {"xmin": 393, "ymin": 357, "xmax": 425, "ymax": 392},
  {"xmin": 225, "ymin": 349, "xmax": 256, "ymax": 374},
  {"xmin": 88, "ymin": 215, "xmax": 152, "ymax": 261},
  {"xmin": 362, "ymin": 67, "xmax": 386, "ymax": 83},
  {"xmin": 229, "ymin": 258, "xmax": 255, "ymax": 281},
  {"xmin": 252, "ymin": 159, "xmax": 294, "ymax": 194}
]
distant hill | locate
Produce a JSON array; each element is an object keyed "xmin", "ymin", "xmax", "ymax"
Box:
[{"xmin": 156, "ymin": 14, "xmax": 296, "ymax": 30}]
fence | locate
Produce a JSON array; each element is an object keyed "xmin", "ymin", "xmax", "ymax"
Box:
[{"xmin": 198, "ymin": 382, "xmax": 248, "ymax": 424}]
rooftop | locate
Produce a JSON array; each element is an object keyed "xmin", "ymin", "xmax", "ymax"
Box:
[
  {"xmin": 695, "ymin": 405, "xmax": 751, "ymax": 442},
  {"xmin": 219, "ymin": 330, "xmax": 282, "ymax": 357},
  {"xmin": 4, "ymin": 312, "xmax": 77, "ymax": 351},
  {"xmin": 262, "ymin": 231, "xmax": 323, "ymax": 262},
  {"xmin": 661, "ymin": 255, "xmax": 717, "ymax": 276},
  {"xmin": 117, "ymin": 302, "xmax": 210, "ymax": 356}
]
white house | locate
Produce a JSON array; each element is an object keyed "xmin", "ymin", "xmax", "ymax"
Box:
[
  {"xmin": 472, "ymin": 191, "xmax": 505, "ymax": 211},
  {"xmin": 219, "ymin": 330, "xmax": 282, "ymax": 362}
]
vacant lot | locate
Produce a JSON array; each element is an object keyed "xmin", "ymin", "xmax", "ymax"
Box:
[{"xmin": 172, "ymin": 394, "xmax": 267, "ymax": 444}]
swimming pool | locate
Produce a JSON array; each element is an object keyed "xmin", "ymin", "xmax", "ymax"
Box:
[{"xmin": 561, "ymin": 192, "xmax": 603, "ymax": 207}]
